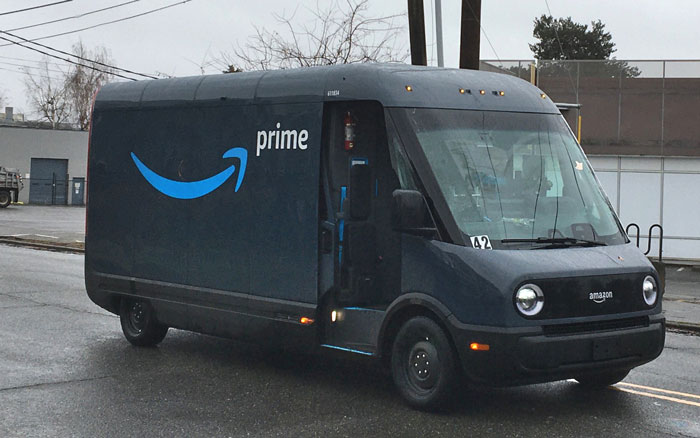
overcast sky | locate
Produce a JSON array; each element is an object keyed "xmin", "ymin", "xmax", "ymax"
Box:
[{"xmin": 1, "ymin": 0, "xmax": 700, "ymax": 116}]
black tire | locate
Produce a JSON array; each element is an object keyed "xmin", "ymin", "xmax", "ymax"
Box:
[
  {"xmin": 391, "ymin": 316, "xmax": 459, "ymax": 410},
  {"xmin": 119, "ymin": 298, "xmax": 168, "ymax": 347},
  {"xmin": 575, "ymin": 369, "xmax": 629, "ymax": 388},
  {"xmin": 0, "ymin": 191, "xmax": 10, "ymax": 208}
]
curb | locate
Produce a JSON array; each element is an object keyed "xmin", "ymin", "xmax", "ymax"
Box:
[
  {"xmin": 664, "ymin": 297, "xmax": 700, "ymax": 305},
  {"xmin": 666, "ymin": 321, "xmax": 700, "ymax": 335},
  {"xmin": 0, "ymin": 237, "xmax": 84, "ymax": 254}
]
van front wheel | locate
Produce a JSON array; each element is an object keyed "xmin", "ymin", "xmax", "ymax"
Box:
[
  {"xmin": 119, "ymin": 298, "xmax": 168, "ymax": 346},
  {"xmin": 391, "ymin": 316, "xmax": 458, "ymax": 410}
]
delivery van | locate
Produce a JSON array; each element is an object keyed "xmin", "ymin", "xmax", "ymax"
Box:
[{"xmin": 85, "ymin": 64, "xmax": 665, "ymax": 409}]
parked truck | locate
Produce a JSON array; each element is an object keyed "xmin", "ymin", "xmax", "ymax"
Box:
[{"xmin": 0, "ymin": 166, "xmax": 22, "ymax": 208}]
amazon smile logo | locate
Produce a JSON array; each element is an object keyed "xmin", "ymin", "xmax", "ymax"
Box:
[
  {"xmin": 589, "ymin": 291, "xmax": 613, "ymax": 303},
  {"xmin": 130, "ymin": 147, "xmax": 247, "ymax": 199}
]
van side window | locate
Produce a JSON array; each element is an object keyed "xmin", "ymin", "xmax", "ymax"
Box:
[{"xmin": 387, "ymin": 117, "xmax": 418, "ymax": 191}]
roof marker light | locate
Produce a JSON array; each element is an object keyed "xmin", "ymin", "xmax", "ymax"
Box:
[
  {"xmin": 499, "ymin": 91, "xmax": 505, "ymax": 96},
  {"xmin": 479, "ymin": 90, "xmax": 486, "ymax": 95},
  {"xmin": 459, "ymin": 88, "xmax": 470, "ymax": 94},
  {"xmin": 541, "ymin": 93, "xmax": 547, "ymax": 99},
  {"xmin": 405, "ymin": 85, "xmax": 413, "ymax": 92}
]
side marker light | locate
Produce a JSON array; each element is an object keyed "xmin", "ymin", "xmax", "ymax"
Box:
[
  {"xmin": 470, "ymin": 342, "xmax": 490, "ymax": 351},
  {"xmin": 300, "ymin": 317, "xmax": 315, "ymax": 325}
]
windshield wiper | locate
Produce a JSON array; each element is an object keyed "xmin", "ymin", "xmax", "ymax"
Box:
[{"xmin": 500, "ymin": 237, "xmax": 607, "ymax": 248}]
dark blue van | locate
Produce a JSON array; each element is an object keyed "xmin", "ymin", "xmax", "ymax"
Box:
[{"xmin": 86, "ymin": 64, "xmax": 664, "ymax": 409}]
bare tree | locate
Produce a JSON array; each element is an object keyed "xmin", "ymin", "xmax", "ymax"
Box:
[
  {"xmin": 219, "ymin": 0, "xmax": 407, "ymax": 71},
  {"xmin": 65, "ymin": 42, "xmax": 114, "ymax": 130},
  {"xmin": 23, "ymin": 58, "xmax": 71, "ymax": 129}
]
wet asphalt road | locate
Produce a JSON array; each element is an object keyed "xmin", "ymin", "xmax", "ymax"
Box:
[{"xmin": 1, "ymin": 246, "xmax": 699, "ymax": 437}]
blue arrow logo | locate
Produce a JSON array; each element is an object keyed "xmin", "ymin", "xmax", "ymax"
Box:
[{"xmin": 130, "ymin": 147, "xmax": 248, "ymax": 199}]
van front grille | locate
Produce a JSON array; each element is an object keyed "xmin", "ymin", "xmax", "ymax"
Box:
[{"xmin": 542, "ymin": 316, "xmax": 649, "ymax": 336}]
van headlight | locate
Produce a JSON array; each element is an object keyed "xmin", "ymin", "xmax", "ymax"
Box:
[
  {"xmin": 642, "ymin": 276, "xmax": 658, "ymax": 306},
  {"xmin": 514, "ymin": 284, "xmax": 544, "ymax": 316}
]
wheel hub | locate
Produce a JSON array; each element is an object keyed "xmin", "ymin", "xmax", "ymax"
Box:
[
  {"xmin": 129, "ymin": 302, "xmax": 146, "ymax": 333},
  {"xmin": 407, "ymin": 341, "xmax": 439, "ymax": 389}
]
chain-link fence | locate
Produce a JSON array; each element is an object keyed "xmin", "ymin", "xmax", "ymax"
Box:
[{"xmin": 483, "ymin": 60, "xmax": 700, "ymax": 157}]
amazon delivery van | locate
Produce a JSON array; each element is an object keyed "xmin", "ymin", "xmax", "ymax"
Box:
[{"xmin": 86, "ymin": 64, "xmax": 665, "ymax": 409}]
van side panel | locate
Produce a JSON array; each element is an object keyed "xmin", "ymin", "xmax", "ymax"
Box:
[
  {"xmin": 248, "ymin": 102, "xmax": 322, "ymax": 303},
  {"xmin": 87, "ymin": 100, "xmax": 322, "ymax": 310}
]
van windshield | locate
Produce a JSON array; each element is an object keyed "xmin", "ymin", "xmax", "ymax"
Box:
[{"xmin": 394, "ymin": 108, "xmax": 626, "ymax": 248}]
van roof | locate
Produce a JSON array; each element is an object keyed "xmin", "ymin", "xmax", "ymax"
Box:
[{"xmin": 95, "ymin": 63, "xmax": 559, "ymax": 114}]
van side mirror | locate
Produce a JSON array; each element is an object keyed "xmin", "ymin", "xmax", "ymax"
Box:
[
  {"xmin": 392, "ymin": 189, "xmax": 437, "ymax": 236},
  {"xmin": 349, "ymin": 163, "xmax": 371, "ymax": 220}
]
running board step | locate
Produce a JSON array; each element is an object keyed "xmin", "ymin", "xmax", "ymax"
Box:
[{"xmin": 322, "ymin": 307, "xmax": 385, "ymax": 356}]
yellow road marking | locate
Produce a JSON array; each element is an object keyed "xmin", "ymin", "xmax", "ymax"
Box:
[
  {"xmin": 611, "ymin": 386, "xmax": 700, "ymax": 408},
  {"xmin": 618, "ymin": 382, "xmax": 700, "ymax": 400}
]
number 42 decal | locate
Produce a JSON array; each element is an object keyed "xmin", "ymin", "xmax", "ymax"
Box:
[{"xmin": 470, "ymin": 235, "xmax": 493, "ymax": 249}]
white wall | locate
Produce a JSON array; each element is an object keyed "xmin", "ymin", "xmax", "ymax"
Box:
[
  {"xmin": 0, "ymin": 126, "xmax": 88, "ymax": 204},
  {"xmin": 589, "ymin": 155, "xmax": 700, "ymax": 262}
]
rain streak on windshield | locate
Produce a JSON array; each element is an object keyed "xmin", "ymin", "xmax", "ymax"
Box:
[{"xmin": 396, "ymin": 108, "xmax": 627, "ymax": 249}]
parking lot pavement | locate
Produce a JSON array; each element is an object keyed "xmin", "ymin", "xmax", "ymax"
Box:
[
  {"xmin": 0, "ymin": 205, "xmax": 85, "ymax": 244},
  {"xmin": 1, "ymin": 245, "xmax": 699, "ymax": 438},
  {"xmin": 665, "ymin": 265, "xmax": 700, "ymax": 303}
]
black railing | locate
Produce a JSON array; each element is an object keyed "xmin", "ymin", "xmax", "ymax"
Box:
[{"xmin": 626, "ymin": 223, "xmax": 663, "ymax": 261}]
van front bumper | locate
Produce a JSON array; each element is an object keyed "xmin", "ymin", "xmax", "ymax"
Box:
[{"xmin": 447, "ymin": 314, "xmax": 665, "ymax": 386}]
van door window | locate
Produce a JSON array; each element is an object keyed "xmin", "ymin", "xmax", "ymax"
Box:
[{"xmin": 387, "ymin": 116, "xmax": 418, "ymax": 191}]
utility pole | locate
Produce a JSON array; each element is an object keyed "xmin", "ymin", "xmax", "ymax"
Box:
[
  {"xmin": 459, "ymin": 0, "xmax": 481, "ymax": 70},
  {"xmin": 435, "ymin": 0, "xmax": 444, "ymax": 67},
  {"xmin": 407, "ymin": 0, "xmax": 427, "ymax": 66}
]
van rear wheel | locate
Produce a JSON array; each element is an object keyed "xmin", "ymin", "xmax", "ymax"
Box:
[
  {"xmin": 119, "ymin": 298, "xmax": 168, "ymax": 346},
  {"xmin": 575, "ymin": 369, "xmax": 629, "ymax": 388},
  {"xmin": 391, "ymin": 316, "xmax": 458, "ymax": 410}
]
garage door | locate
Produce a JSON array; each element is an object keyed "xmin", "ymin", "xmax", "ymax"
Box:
[{"xmin": 29, "ymin": 158, "xmax": 69, "ymax": 205}]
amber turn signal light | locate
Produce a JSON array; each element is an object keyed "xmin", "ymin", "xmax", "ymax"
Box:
[{"xmin": 470, "ymin": 342, "xmax": 490, "ymax": 351}]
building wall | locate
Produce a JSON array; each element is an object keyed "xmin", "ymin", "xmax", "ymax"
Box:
[
  {"xmin": 0, "ymin": 126, "xmax": 88, "ymax": 204},
  {"xmin": 590, "ymin": 155, "xmax": 700, "ymax": 262}
]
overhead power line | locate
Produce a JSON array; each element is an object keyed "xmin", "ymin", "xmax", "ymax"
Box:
[
  {"xmin": 0, "ymin": 59, "xmax": 66, "ymax": 75},
  {"xmin": 7, "ymin": 0, "xmax": 142, "ymax": 33},
  {"xmin": 0, "ymin": 34, "xmax": 139, "ymax": 81},
  {"xmin": 543, "ymin": 0, "xmax": 577, "ymax": 93},
  {"xmin": 0, "ymin": 29, "xmax": 157, "ymax": 79},
  {"xmin": 0, "ymin": 0, "xmax": 72, "ymax": 17},
  {"xmin": 0, "ymin": 65, "xmax": 64, "ymax": 83},
  {"xmin": 0, "ymin": 53, "xmax": 63, "ymax": 67},
  {"xmin": 0, "ymin": 0, "xmax": 193, "ymax": 48}
]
